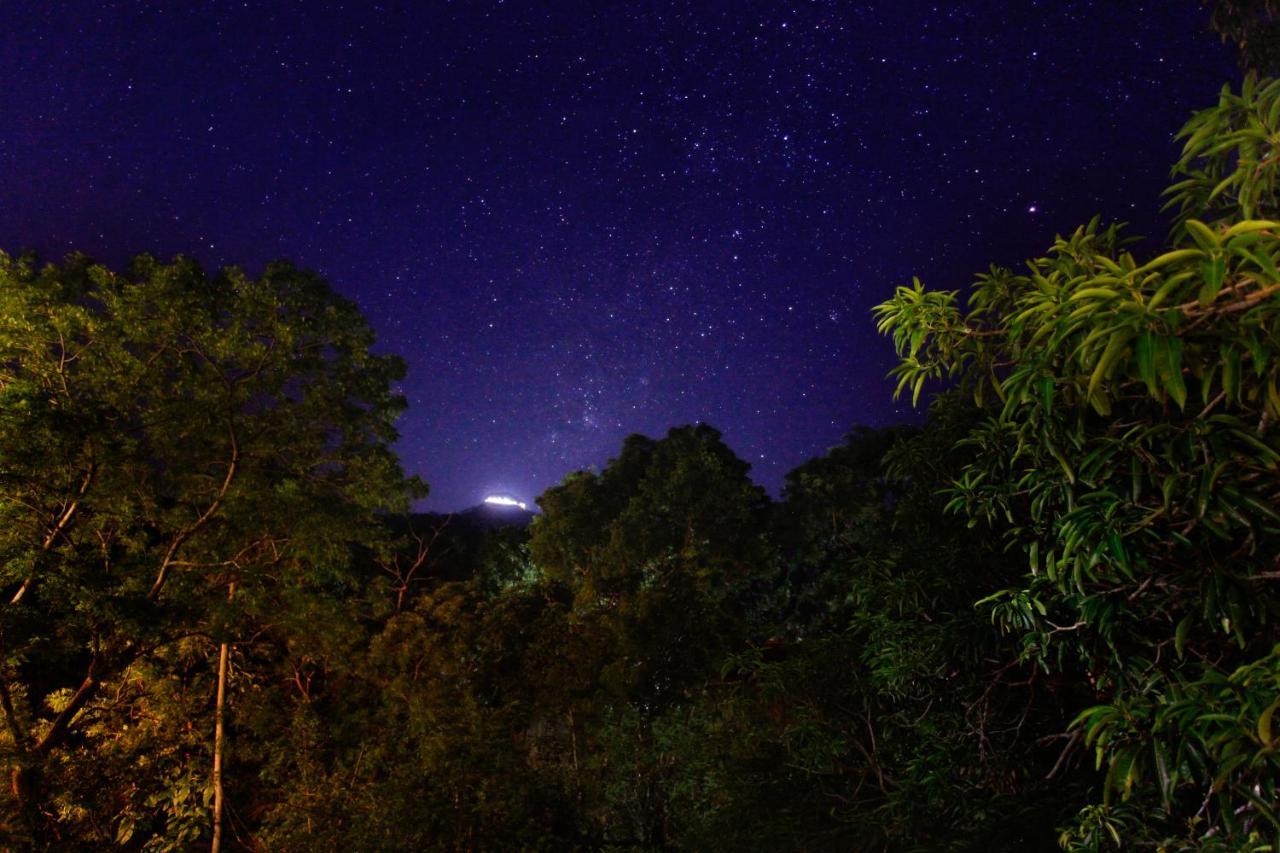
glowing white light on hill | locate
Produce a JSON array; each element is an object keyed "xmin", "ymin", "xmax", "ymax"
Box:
[{"xmin": 484, "ymin": 495, "xmax": 527, "ymax": 511}]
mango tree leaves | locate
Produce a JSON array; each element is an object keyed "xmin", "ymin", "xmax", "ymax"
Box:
[{"xmin": 875, "ymin": 77, "xmax": 1280, "ymax": 848}]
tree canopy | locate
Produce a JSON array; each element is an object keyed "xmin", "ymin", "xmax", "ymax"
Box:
[
  {"xmin": 875, "ymin": 74, "xmax": 1280, "ymax": 848},
  {"xmin": 1207, "ymin": 0, "xmax": 1280, "ymax": 76},
  {"xmin": 0, "ymin": 253, "xmax": 419, "ymax": 845}
]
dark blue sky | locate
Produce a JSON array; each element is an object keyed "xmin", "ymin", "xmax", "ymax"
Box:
[{"xmin": 1, "ymin": 2, "xmax": 1236, "ymax": 509}]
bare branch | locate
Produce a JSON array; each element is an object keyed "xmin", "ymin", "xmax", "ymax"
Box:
[{"xmin": 148, "ymin": 421, "xmax": 240, "ymax": 601}]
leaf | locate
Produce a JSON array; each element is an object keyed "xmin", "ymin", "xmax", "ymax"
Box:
[
  {"xmin": 1138, "ymin": 248, "xmax": 1203, "ymax": 273},
  {"xmin": 1104, "ymin": 748, "xmax": 1135, "ymax": 804},
  {"xmin": 1069, "ymin": 287, "xmax": 1122, "ymax": 302},
  {"xmin": 1039, "ymin": 376, "xmax": 1054, "ymax": 414},
  {"xmin": 1156, "ymin": 336, "xmax": 1187, "ymax": 409},
  {"xmin": 1135, "ymin": 332, "xmax": 1158, "ymax": 396},
  {"xmin": 1174, "ymin": 614, "xmax": 1192, "ymax": 659},
  {"xmin": 1186, "ymin": 219, "xmax": 1220, "ymax": 252},
  {"xmin": 1260, "ymin": 698, "xmax": 1279, "ymax": 748},
  {"xmin": 911, "ymin": 373, "xmax": 926, "ymax": 407},
  {"xmin": 1207, "ymin": 172, "xmax": 1238, "ymax": 203},
  {"xmin": 1148, "ymin": 270, "xmax": 1194, "ymax": 309},
  {"xmin": 1047, "ymin": 442, "xmax": 1076, "ymax": 484},
  {"xmin": 1087, "ymin": 330, "xmax": 1132, "ymax": 409},
  {"xmin": 1196, "ymin": 465, "xmax": 1215, "ymax": 518},
  {"xmin": 1198, "ymin": 256, "xmax": 1225, "ymax": 306},
  {"xmin": 1212, "ymin": 750, "xmax": 1248, "ymax": 791},
  {"xmin": 1222, "ymin": 345, "xmax": 1241, "ymax": 403},
  {"xmin": 1245, "ymin": 245, "xmax": 1280, "ymax": 282},
  {"xmin": 1247, "ymin": 334, "xmax": 1269, "ymax": 376},
  {"xmin": 1228, "ymin": 429, "xmax": 1280, "ymax": 465},
  {"xmin": 1222, "ymin": 219, "xmax": 1280, "ymax": 238}
]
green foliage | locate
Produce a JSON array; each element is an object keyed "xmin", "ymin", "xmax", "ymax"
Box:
[
  {"xmin": 260, "ymin": 578, "xmax": 585, "ymax": 851},
  {"xmin": 530, "ymin": 424, "xmax": 769, "ymax": 706},
  {"xmin": 15, "ymin": 71, "xmax": 1280, "ymax": 853},
  {"xmin": 0, "ymin": 251, "xmax": 1100, "ymax": 849},
  {"xmin": 875, "ymin": 76, "xmax": 1280, "ymax": 847},
  {"xmin": 1205, "ymin": 0, "xmax": 1280, "ymax": 76},
  {"xmin": 531, "ymin": 424, "xmax": 769, "ymax": 602},
  {"xmin": 523, "ymin": 425, "xmax": 775, "ymax": 846},
  {"xmin": 0, "ymin": 253, "xmax": 418, "ymax": 846},
  {"xmin": 682, "ymin": 414, "xmax": 1089, "ymax": 851}
]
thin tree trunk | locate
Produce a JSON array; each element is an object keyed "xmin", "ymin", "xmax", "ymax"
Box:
[
  {"xmin": 0, "ymin": 657, "xmax": 37, "ymax": 838},
  {"xmin": 211, "ymin": 641, "xmax": 229, "ymax": 852},
  {"xmin": 211, "ymin": 582, "xmax": 235, "ymax": 853},
  {"xmin": 569, "ymin": 707, "xmax": 583, "ymax": 811},
  {"xmin": 569, "ymin": 708, "xmax": 579, "ymax": 773}
]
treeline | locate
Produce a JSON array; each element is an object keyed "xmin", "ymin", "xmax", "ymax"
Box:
[{"xmin": 1, "ymin": 76, "xmax": 1279, "ymax": 850}]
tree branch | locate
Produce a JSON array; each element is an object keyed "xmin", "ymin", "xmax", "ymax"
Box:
[
  {"xmin": 10, "ymin": 460, "xmax": 96, "ymax": 606},
  {"xmin": 148, "ymin": 421, "xmax": 239, "ymax": 601}
]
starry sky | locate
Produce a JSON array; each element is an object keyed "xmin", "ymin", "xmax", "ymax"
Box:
[{"xmin": 0, "ymin": 2, "xmax": 1238, "ymax": 510}]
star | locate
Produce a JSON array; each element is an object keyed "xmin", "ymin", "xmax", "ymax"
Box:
[{"xmin": 0, "ymin": 1, "xmax": 1236, "ymax": 508}]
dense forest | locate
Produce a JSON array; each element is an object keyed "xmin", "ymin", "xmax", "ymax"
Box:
[{"xmin": 4, "ymin": 33, "xmax": 1280, "ymax": 853}]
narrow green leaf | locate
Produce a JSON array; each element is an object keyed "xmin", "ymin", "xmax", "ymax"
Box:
[
  {"xmin": 1049, "ymin": 444, "xmax": 1076, "ymax": 484},
  {"xmin": 1259, "ymin": 698, "xmax": 1279, "ymax": 747},
  {"xmin": 1198, "ymin": 256, "xmax": 1225, "ymax": 306},
  {"xmin": 1196, "ymin": 466, "xmax": 1214, "ymax": 518},
  {"xmin": 1223, "ymin": 345, "xmax": 1241, "ymax": 402},
  {"xmin": 1157, "ymin": 336, "xmax": 1187, "ymax": 409},
  {"xmin": 1162, "ymin": 474, "xmax": 1178, "ymax": 511},
  {"xmin": 1069, "ymin": 287, "xmax": 1121, "ymax": 302},
  {"xmin": 1174, "ymin": 614, "xmax": 1191, "ymax": 659},
  {"xmin": 1039, "ymin": 376, "xmax": 1053, "ymax": 414},
  {"xmin": 1186, "ymin": 219, "xmax": 1220, "ymax": 251},
  {"xmin": 1222, "ymin": 219, "xmax": 1280, "ymax": 238},
  {"xmin": 1089, "ymin": 330, "xmax": 1133, "ymax": 413},
  {"xmin": 1247, "ymin": 334, "xmax": 1269, "ymax": 376},
  {"xmin": 1136, "ymin": 332, "xmax": 1157, "ymax": 396}
]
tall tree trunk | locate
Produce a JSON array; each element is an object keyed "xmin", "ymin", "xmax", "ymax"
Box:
[
  {"xmin": 4, "ymin": 646, "xmax": 129, "ymax": 838},
  {"xmin": 0, "ymin": 662, "xmax": 37, "ymax": 840},
  {"xmin": 211, "ymin": 582, "xmax": 235, "ymax": 853}
]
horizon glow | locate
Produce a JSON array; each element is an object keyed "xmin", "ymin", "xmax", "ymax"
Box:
[{"xmin": 483, "ymin": 495, "xmax": 528, "ymax": 511}]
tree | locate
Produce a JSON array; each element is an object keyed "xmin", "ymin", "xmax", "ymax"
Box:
[
  {"xmin": 531, "ymin": 424, "xmax": 769, "ymax": 604},
  {"xmin": 528, "ymin": 424, "xmax": 770, "ymax": 846},
  {"xmin": 0, "ymin": 253, "xmax": 420, "ymax": 846},
  {"xmin": 530, "ymin": 425, "xmax": 769, "ymax": 701},
  {"xmin": 655, "ymin": 418, "xmax": 1087, "ymax": 851},
  {"xmin": 874, "ymin": 75, "xmax": 1280, "ymax": 847},
  {"xmin": 258, "ymin": 576, "xmax": 585, "ymax": 851},
  {"xmin": 1205, "ymin": 0, "xmax": 1280, "ymax": 76}
]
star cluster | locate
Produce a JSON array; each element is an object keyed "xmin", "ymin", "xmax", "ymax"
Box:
[{"xmin": 0, "ymin": 1, "xmax": 1235, "ymax": 508}]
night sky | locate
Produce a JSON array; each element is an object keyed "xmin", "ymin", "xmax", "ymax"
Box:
[{"xmin": 1, "ymin": 2, "xmax": 1238, "ymax": 510}]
